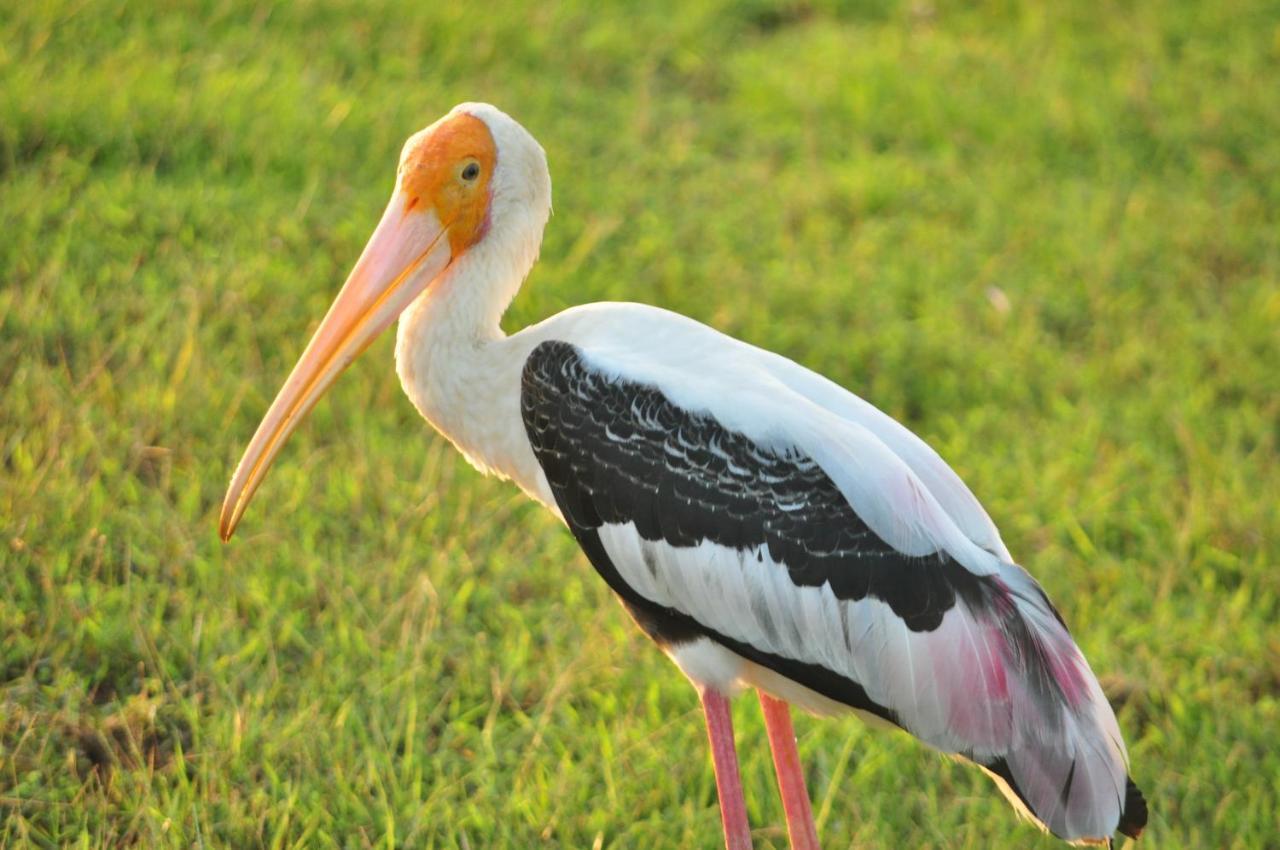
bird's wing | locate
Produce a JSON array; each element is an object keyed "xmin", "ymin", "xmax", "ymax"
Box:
[
  {"xmin": 519, "ymin": 336, "xmax": 1143, "ymax": 844},
  {"xmin": 743, "ymin": 345, "xmax": 1013, "ymax": 561}
]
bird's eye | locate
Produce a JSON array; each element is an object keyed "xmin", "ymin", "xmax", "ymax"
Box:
[{"xmin": 461, "ymin": 162, "xmax": 480, "ymax": 181}]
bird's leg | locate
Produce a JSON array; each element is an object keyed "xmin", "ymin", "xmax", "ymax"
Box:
[
  {"xmin": 699, "ymin": 686, "xmax": 753, "ymax": 850},
  {"xmin": 757, "ymin": 690, "xmax": 821, "ymax": 850}
]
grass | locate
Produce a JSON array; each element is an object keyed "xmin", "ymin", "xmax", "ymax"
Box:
[{"xmin": 2, "ymin": 0, "xmax": 1278, "ymax": 846}]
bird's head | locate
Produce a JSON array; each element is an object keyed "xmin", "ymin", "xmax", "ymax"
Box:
[{"xmin": 219, "ymin": 103, "xmax": 550, "ymax": 541}]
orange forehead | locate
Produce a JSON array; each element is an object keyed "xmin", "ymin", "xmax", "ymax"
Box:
[{"xmin": 400, "ymin": 112, "xmax": 497, "ymax": 254}]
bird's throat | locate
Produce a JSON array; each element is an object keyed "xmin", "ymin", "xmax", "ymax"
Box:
[{"xmin": 393, "ymin": 250, "xmax": 548, "ymax": 500}]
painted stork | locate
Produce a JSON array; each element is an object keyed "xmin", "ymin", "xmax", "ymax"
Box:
[{"xmin": 219, "ymin": 103, "xmax": 1147, "ymax": 848}]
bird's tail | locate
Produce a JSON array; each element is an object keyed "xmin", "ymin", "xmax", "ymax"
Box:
[
  {"xmin": 981, "ymin": 755, "xmax": 1147, "ymax": 845},
  {"xmin": 977, "ymin": 563, "xmax": 1149, "ymax": 845}
]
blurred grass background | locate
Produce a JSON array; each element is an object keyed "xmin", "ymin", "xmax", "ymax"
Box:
[{"xmin": 2, "ymin": 0, "xmax": 1278, "ymax": 847}]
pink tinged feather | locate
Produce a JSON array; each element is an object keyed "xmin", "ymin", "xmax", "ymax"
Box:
[
  {"xmin": 940, "ymin": 620, "xmax": 1012, "ymax": 753},
  {"xmin": 982, "ymin": 625, "xmax": 1011, "ymax": 701},
  {"xmin": 1047, "ymin": 641, "xmax": 1090, "ymax": 708}
]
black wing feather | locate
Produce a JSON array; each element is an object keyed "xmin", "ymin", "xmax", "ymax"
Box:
[{"xmin": 520, "ymin": 339, "xmax": 995, "ymax": 633}]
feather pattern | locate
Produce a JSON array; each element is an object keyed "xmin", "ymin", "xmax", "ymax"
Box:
[{"xmin": 518, "ymin": 331, "xmax": 1145, "ymax": 844}]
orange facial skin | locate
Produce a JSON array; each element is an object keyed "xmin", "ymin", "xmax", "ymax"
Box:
[
  {"xmin": 400, "ymin": 112, "xmax": 497, "ymax": 255},
  {"xmin": 219, "ymin": 113, "xmax": 498, "ymax": 541}
]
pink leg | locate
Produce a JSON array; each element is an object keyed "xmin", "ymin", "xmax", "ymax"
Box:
[
  {"xmin": 699, "ymin": 686, "xmax": 753, "ymax": 850},
  {"xmin": 758, "ymin": 691, "xmax": 821, "ymax": 850}
]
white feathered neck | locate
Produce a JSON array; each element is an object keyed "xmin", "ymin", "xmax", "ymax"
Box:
[{"xmin": 393, "ymin": 103, "xmax": 554, "ymax": 501}]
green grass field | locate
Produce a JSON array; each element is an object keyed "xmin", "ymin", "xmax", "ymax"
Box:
[{"xmin": 3, "ymin": 1, "xmax": 1278, "ymax": 847}]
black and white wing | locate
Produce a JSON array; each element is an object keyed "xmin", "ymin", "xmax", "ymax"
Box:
[{"xmin": 519, "ymin": 337, "xmax": 1145, "ymax": 845}]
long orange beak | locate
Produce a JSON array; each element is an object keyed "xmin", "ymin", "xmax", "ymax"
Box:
[{"xmin": 219, "ymin": 196, "xmax": 451, "ymax": 541}]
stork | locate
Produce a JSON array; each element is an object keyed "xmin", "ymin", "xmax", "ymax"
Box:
[{"xmin": 219, "ymin": 103, "xmax": 1147, "ymax": 848}]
